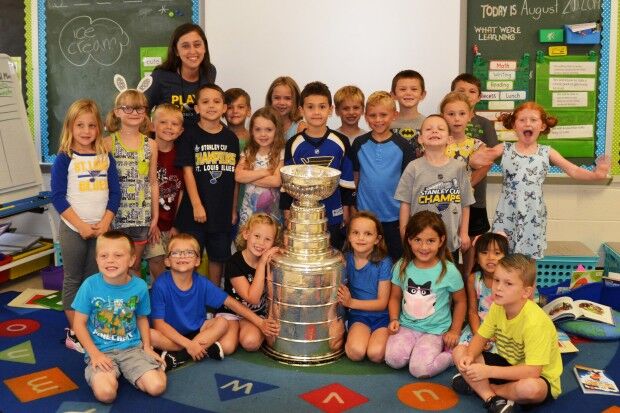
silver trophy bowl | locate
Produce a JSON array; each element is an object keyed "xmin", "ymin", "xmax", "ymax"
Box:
[{"xmin": 280, "ymin": 164, "xmax": 341, "ymax": 207}]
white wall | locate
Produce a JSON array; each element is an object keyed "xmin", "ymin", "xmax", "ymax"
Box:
[
  {"xmin": 486, "ymin": 178, "xmax": 620, "ymax": 254},
  {"xmin": 204, "ymin": 0, "xmax": 464, "ymax": 127},
  {"xmin": 203, "ymin": 0, "xmax": 620, "ymax": 255}
]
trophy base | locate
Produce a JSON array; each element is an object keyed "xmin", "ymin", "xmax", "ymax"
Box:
[{"xmin": 261, "ymin": 343, "xmax": 344, "ymax": 366}]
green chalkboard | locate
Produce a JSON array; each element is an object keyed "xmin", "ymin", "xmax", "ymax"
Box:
[
  {"xmin": 0, "ymin": 2, "xmax": 27, "ymax": 101},
  {"xmin": 466, "ymin": 0, "xmax": 601, "ymax": 75},
  {"xmin": 43, "ymin": 0, "xmax": 196, "ymax": 161},
  {"xmin": 466, "ymin": 0, "xmax": 602, "ymax": 161}
]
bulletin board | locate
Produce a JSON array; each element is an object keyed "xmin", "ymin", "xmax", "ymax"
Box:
[
  {"xmin": 35, "ymin": 0, "xmax": 199, "ymax": 163},
  {"xmin": 466, "ymin": 0, "xmax": 612, "ymax": 173}
]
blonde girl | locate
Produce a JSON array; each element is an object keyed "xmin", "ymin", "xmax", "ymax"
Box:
[
  {"xmin": 265, "ymin": 76, "xmax": 306, "ymax": 140},
  {"xmin": 441, "ymin": 91, "xmax": 491, "ymax": 278},
  {"xmin": 235, "ymin": 106, "xmax": 285, "ymax": 226},
  {"xmin": 338, "ymin": 211, "xmax": 392, "ymax": 363},
  {"xmin": 51, "ymin": 99, "xmax": 121, "ymax": 349},
  {"xmin": 472, "ymin": 102, "xmax": 610, "ymax": 259},
  {"xmin": 104, "ymin": 89, "xmax": 159, "ymax": 276},
  {"xmin": 385, "ymin": 211, "xmax": 467, "ymax": 378},
  {"xmin": 217, "ymin": 213, "xmax": 281, "ymax": 354}
]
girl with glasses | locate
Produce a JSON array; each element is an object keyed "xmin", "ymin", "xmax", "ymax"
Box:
[{"xmin": 104, "ymin": 88, "xmax": 159, "ymax": 277}]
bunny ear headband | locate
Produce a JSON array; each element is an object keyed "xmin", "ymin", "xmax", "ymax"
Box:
[{"xmin": 113, "ymin": 74, "xmax": 153, "ymax": 93}]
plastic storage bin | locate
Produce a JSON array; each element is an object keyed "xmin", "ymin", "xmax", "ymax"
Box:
[
  {"xmin": 602, "ymin": 242, "xmax": 620, "ymax": 276},
  {"xmin": 41, "ymin": 266, "xmax": 64, "ymax": 290},
  {"xmin": 9, "ymin": 241, "xmax": 54, "ymax": 280},
  {"xmin": 0, "ymin": 254, "xmax": 13, "ymax": 283},
  {"xmin": 539, "ymin": 280, "xmax": 620, "ymax": 311},
  {"xmin": 536, "ymin": 241, "xmax": 598, "ymax": 287}
]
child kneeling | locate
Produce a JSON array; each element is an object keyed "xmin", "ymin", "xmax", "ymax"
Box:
[
  {"xmin": 452, "ymin": 254, "xmax": 562, "ymax": 413},
  {"xmin": 72, "ymin": 231, "xmax": 166, "ymax": 403},
  {"xmin": 217, "ymin": 213, "xmax": 281, "ymax": 354},
  {"xmin": 149, "ymin": 233, "xmax": 279, "ymax": 369}
]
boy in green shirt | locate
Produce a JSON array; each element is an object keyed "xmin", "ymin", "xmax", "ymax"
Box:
[{"xmin": 452, "ymin": 254, "xmax": 562, "ymax": 413}]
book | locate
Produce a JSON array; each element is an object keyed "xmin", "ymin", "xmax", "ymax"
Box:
[
  {"xmin": 570, "ymin": 269, "xmax": 603, "ymax": 289},
  {"xmin": 573, "ymin": 365, "xmax": 619, "ymax": 396},
  {"xmin": 557, "ymin": 330, "xmax": 578, "ymax": 353},
  {"xmin": 0, "ymin": 232, "xmax": 40, "ymax": 250},
  {"xmin": 32, "ymin": 291, "xmax": 63, "ymax": 311},
  {"xmin": 542, "ymin": 296, "xmax": 614, "ymax": 325}
]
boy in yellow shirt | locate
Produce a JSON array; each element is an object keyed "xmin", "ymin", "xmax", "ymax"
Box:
[{"xmin": 452, "ymin": 254, "xmax": 562, "ymax": 413}]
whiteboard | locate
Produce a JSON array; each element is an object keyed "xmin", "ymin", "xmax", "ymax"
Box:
[
  {"xmin": 204, "ymin": 0, "xmax": 464, "ymax": 128},
  {"xmin": 0, "ymin": 54, "xmax": 43, "ymax": 204}
]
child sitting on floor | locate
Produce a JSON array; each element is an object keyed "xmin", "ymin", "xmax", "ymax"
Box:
[
  {"xmin": 149, "ymin": 233, "xmax": 279, "ymax": 370},
  {"xmin": 452, "ymin": 254, "xmax": 562, "ymax": 413},
  {"xmin": 72, "ymin": 231, "xmax": 166, "ymax": 403}
]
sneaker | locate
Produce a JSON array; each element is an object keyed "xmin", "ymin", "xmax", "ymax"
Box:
[
  {"xmin": 64, "ymin": 328, "xmax": 84, "ymax": 353},
  {"xmin": 484, "ymin": 396, "xmax": 514, "ymax": 413},
  {"xmin": 206, "ymin": 341, "xmax": 224, "ymax": 361},
  {"xmin": 452, "ymin": 373, "xmax": 474, "ymax": 395},
  {"xmin": 161, "ymin": 351, "xmax": 186, "ymax": 372}
]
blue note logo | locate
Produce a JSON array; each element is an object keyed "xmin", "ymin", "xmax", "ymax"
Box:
[{"xmin": 59, "ymin": 16, "xmax": 129, "ymax": 67}]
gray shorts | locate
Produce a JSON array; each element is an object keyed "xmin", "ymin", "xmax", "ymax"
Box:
[
  {"xmin": 144, "ymin": 230, "xmax": 172, "ymax": 260},
  {"xmin": 84, "ymin": 347, "xmax": 161, "ymax": 387}
]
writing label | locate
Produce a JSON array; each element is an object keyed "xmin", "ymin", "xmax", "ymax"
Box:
[
  {"xmin": 476, "ymin": 111, "xmax": 502, "ymax": 123},
  {"xmin": 488, "ymin": 100, "xmax": 515, "ymax": 110},
  {"xmin": 489, "ymin": 71, "xmax": 516, "ymax": 80},
  {"xmin": 489, "ymin": 60, "xmax": 517, "ymax": 70},
  {"xmin": 549, "ymin": 61, "xmax": 597, "ymax": 75},
  {"xmin": 547, "ymin": 124, "xmax": 594, "ymax": 139},
  {"xmin": 549, "ymin": 77, "xmax": 596, "ymax": 91},
  {"xmin": 481, "ymin": 91, "xmax": 500, "ymax": 100},
  {"xmin": 549, "ymin": 46, "xmax": 568, "ymax": 56},
  {"xmin": 500, "ymin": 91, "xmax": 526, "ymax": 100},
  {"xmin": 486, "ymin": 81, "xmax": 513, "ymax": 90},
  {"xmin": 142, "ymin": 56, "xmax": 162, "ymax": 67},
  {"xmin": 552, "ymin": 92, "xmax": 588, "ymax": 107}
]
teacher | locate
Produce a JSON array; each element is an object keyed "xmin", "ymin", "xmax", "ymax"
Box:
[{"xmin": 146, "ymin": 23, "xmax": 217, "ymax": 124}]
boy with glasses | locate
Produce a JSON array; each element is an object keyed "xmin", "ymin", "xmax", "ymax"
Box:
[{"xmin": 149, "ymin": 233, "xmax": 279, "ymax": 370}]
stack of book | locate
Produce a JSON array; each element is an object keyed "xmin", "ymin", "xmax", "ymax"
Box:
[{"xmin": 0, "ymin": 231, "xmax": 41, "ymax": 255}]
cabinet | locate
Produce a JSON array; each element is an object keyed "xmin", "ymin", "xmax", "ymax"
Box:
[{"xmin": 0, "ymin": 192, "xmax": 56, "ymax": 282}]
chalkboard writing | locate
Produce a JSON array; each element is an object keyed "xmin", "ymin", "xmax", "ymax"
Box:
[
  {"xmin": 467, "ymin": 0, "xmax": 601, "ymax": 85},
  {"xmin": 466, "ymin": 0, "xmax": 602, "ymax": 162},
  {"xmin": 42, "ymin": 0, "xmax": 197, "ymax": 162}
]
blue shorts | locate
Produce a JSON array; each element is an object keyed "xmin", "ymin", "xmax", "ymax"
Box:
[
  {"xmin": 347, "ymin": 312, "xmax": 389, "ymax": 332},
  {"xmin": 186, "ymin": 230, "xmax": 232, "ymax": 263},
  {"xmin": 117, "ymin": 226, "xmax": 149, "ymax": 244}
]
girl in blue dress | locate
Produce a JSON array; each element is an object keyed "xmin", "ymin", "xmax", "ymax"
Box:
[
  {"xmin": 473, "ymin": 102, "xmax": 609, "ymax": 259},
  {"xmin": 338, "ymin": 211, "xmax": 392, "ymax": 363}
]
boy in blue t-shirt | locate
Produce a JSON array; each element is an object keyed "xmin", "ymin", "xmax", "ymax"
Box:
[
  {"xmin": 279, "ymin": 81, "xmax": 355, "ymax": 249},
  {"xmin": 72, "ymin": 231, "xmax": 166, "ymax": 403},
  {"xmin": 350, "ymin": 91, "xmax": 415, "ymax": 261},
  {"xmin": 149, "ymin": 233, "xmax": 279, "ymax": 369}
]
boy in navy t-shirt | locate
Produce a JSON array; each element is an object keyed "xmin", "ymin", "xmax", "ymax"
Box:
[{"xmin": 174, "ymin": 84, "xmax": 239, "ymax": 287}]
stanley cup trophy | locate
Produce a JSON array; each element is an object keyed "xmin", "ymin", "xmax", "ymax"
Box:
[{"xmin": 262, "ymin": 164, "xmax": 345, "ymax": 365}]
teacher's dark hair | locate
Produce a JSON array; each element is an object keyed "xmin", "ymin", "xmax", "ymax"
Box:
[{"xmin": 159, "ymin": 23, "xmax": 212, "ymax": 74}]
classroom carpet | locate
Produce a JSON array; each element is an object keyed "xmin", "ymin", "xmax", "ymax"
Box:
[{"xmin": 0, "ymin": 290, "xmax": 618, "ymax": 413}]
